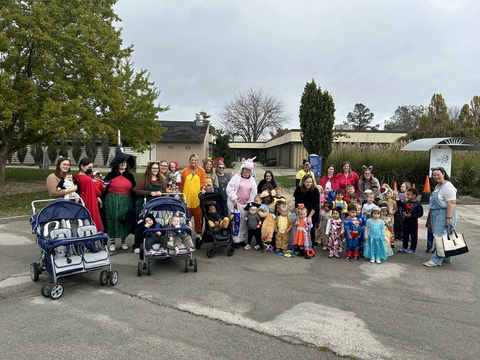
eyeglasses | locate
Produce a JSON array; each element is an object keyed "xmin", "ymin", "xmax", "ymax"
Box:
[
  {"xmin": 218, "ymin": 167, "xmax": 225, "ymax": 169},
  {"xmin": 151, "ymin": 167, "xmax": 159, "ymax": 170}
]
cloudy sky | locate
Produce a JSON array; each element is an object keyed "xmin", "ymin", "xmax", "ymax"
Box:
[{"xmin": 114, "ymin": 0, "xmax": 480, "ymax": 132}]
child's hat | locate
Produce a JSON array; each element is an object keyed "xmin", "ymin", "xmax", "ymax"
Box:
[
  {"xmin": 93, "ymin": 170, "xmax": 102, "ymax": 177},
  {"xmin": 144, "ymin": 212, "xmax": 156, "ymax": 223},
  {"xmin": 245, "ymin": 202, "xmax": 261, "ymax": 211}
]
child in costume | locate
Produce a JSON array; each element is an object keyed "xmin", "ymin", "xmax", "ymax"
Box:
[
  {"xmin": 274, "ymin": 204, "xmax": 293, "ymax": 253},
  {"xmin": 274, "ymin": 187, "xmax": 288, "ymax": 215},
  {"xmin": 333, "ymin": 189, "xmax": 348, "ymax": 218},
  {"xmin": 344, "ymin": 203, "xmax": 364, "ymax": 261},
  {"xmin": 244, "ymin": 202, "xmax": 262, "ymax": 250},
  {"xmin": 206, "ymin": 203, "xmax": 229, "ymax": 231},
  {"xmin": 141, "ymin": 213, "xmax": 168, "ymax": 256},
  {"xmin": 168, "ymin": 161, "xmax": 181, "ymax": 192},
  {"xmin": 392, "ymin": 189, "xmax": 404, "ymax": 242},
  {"xmin": 287, "ymin": 200, "xmax": 297, "ymax": 249},
  {"xmin": 399, "ymin": 188, "xmax": 424, "ymax": 254},
  {"xmin": 167, "ymin": 216, "xmax": 195, "ymax": 255},
  {"xmin": 57, "ymin": 172, "xmax": 81, "ymax": 201},
  {"xmin": 379, "ymin": 202, "xmax": 395, "ymax": 250},
  {"xmin": 344, "ymin": 184, "xmax": 355, "ymax": 204},
  {"xmin": 293, "ymin": 204, "xmax": 312, "ymax": 259},
  {"xmin": 92, "ymin": 171, "xmax": 107, "ymax": 207},
  {"xmin": 363, "ymin": 206, "xmax": 387, "ymax": 264},
  {"xmin": 325, "ymin": 207, "xmax": 344, "ymax": 258},
  {"xmin": 362, "ymin": 191, "xmax": 376, "ymax": 220},
  {"xmin": 258, "ymin": 189, "xmax": 277, "ymax": 252},
  {"xmin": 318, "ymin": 200, "xmax": 333, "ymax": 249}
]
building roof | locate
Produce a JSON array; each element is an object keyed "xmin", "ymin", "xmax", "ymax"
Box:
[
  {"xmin": 401, "ymin": 137, "xmax": 480, "ymax": 152},
  {"xmin": 158, "ymin": 120, "xmax": 208, "ymax": 143}
]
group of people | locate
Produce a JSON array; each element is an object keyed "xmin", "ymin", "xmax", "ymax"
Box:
[{"xmin": 46, "ymin": 154, "xmax": 457, "ymax": 268}]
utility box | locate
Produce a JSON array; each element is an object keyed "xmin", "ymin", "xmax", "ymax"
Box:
[{"xmin": 308, "ymin": 154, "xmax": 322, "ymax": 179}]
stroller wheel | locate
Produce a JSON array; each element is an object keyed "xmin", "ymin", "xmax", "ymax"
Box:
[
  {"xmin": 193, "ymin": 258, "xmax": 198, "ymax": 272},
  {"xmin": 195, "ymin": 236, "xmax": 202, "ymax": 250},
  {"xmin": 49, "ymin": 283, "xmax": 64, "ymax": 300},
  {"xmin": 137, "ymin": 262, "xmax": 143, "ymax": 277},
  {"xmin": 146, "ymin": 261, "xmax": 152, "ymax": 276},
  {"xmin": 139, "ymin": 246, "xmax": 145, "ymax": 261},
  {"xmin": 184, "ymin": 258, "xmax": 189, "ymax": 273},
  {"xmin": 206, "ymin": 248, "xmax": 215, "ymax": 258},
  {"xmin": 41, "ymin": 282, "xmax": 54, "ymax": 298},
  {"xmin": 109, "ymin": 270, "xmax": 119, "ymax": 286},
  {"xmin": 99, "ymin": 270, "xmax": 109, "ymax": 286},
  {"xmin": 30, "ymin": 262, "xmax": 40, "ymax": 282},
  {"xmin": 227, "ymin": 246, "xmax": 235, "ymax": 257}
]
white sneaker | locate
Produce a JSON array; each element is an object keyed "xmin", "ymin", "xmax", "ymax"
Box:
[
  {"xmin": 322, "ymin": 247, "xmax": 328, "ymax": 251},
  {"xmin": 109, "ymin": 244, "xmax": 116, "ymax": 252},
  {"xmin": 370, "ymin": 259, "xmax": 375, "ymax": 263},
  {"xmin": 254, "ymin": 245, "xmax": 260, "ymax": 250},
  {"xmin": 134, "ymin": 248, "xmax": 140, "ymax": 254},
  {"xmin": 244, "ymin": 244, "xmax": 251, "ymax": 250},
  {"xmin": 376, "ymin": 259, "xmax": 381, "ymax": 264},
  {"xmin": 121, "ymin": 243, "xmax": 128, "ymax": 250}
]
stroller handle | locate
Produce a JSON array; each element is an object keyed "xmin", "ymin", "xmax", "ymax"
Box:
[{"xmin": 31, "ymin": 198, "xmax": 85, "ymax": 214}]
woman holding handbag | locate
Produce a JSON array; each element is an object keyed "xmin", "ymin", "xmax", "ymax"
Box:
[{"xmin": 423, "ymin": 167, "xmax": 457, "ymax": 267}]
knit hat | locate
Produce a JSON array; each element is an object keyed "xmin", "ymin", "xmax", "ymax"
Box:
[{"xmin": 144, "ymin": 213, "xmax": 156, "ymax": 224}]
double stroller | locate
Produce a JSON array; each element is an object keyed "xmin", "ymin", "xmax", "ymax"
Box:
[
  {"xmin": 29, "ymin": 199, "xmax": 118, "ymax": 300},
  {"xmin": 197, "ymin": 192, "xmax": 234, "ymax": 258},
  {"xmin": 137, "ymin": 196, "xmax": 198, "ymax": 276}
]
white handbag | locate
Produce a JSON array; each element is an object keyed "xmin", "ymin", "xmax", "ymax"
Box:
[{"xmin": 434, "ymin": 228, "xmax": 468, "ymax": 257}]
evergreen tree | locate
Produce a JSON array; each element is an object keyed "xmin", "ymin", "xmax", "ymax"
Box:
[
  {"xmin": 345, "ymin": 103, "xmax": 374, "ymax": 130},
  {"xmin": 299, "ymin": 79, "xmax": 336, "ymax": 160},
  {"xmin": 211, "ymin": 130, "xmax": 235, "ymax": 168}
]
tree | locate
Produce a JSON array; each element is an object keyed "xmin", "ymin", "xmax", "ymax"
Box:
[
  {"xmin": 344, "ymin": 103, "xmax": 374, "ymax": 130},
  {"xmin": 384, "ymin": 105, "xmax": 426, "ymax": 132},
  {"xmin": 47, "ymin": 145, "xmax": 58, "ymax": 165},
  {"xmin": 220, "ymin": 88, "xmax": 288, "ymax": 142},
  {"xmin": 16, "ymin": 147, "xmax": 28, "ymax": 164},
  {"xmin": 0, "ymin": 0, "xmax": 168, "ymax": 184},
  {"xmin": 72, "ymin": 137, "xmax": 83, "ymax": 165},
  {"xmin": 196, "ymin": 111, "xmax": 211, "ymax": 120},
  {"xmin": 299, "ymin": 79, "xmax": 336, "ymax": 160},
  {"xmin": 101, "ymin": 136, "xmax": 110, "ymax": 166},
  {"xmin": 85, "ymin": 136, "xmax": 98, "ymax": 163},
  {"xmin": 269, "ymin": 127, "xmax": 289, "ymax": 139},
  {"xmin": 210, "ymin": 130, "xmax": 235, "ymax": 168}
]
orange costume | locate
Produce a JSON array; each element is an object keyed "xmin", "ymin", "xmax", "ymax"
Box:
[
  {"xmin": 180, "ymin": 166, "xmax": 206, "ymax": 234},
  {"xmin": 293, "ymin": 218, "xmax": 310, "ymax": 247}
]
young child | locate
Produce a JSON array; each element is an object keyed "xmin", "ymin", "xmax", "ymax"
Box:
[
  {"xmin": 344, "ymin": 184, "xmax": 356, "ymax": 204},
  {"xmin": 57, "ymin": 172, "xmax": 81, "ymax": 201},
  {"xmin": 293, "ymin": 205, "xmax": 312, "ymax": 259},
  {"xmin": 356, "ymin": 203, "xmax": 366, "ymax": 255},
  {"xmin": 392, "ymin": 189, "xmax": 404, "ymax": 242},
  {"xmin": 274, "ymin": 204, "xmax": 293, "ymax": 254},
  {"xmin": 325, "ymin": 207, "xmax": 344, "ymax": 258},
  {"xmin": 399, "ymin": 182, "xmax": 412, "ymax": 203},
  {"xmin": 244, "ymin": 202, "xmax": 262, "ymax": 250},
  {"xmin": 363, "ymin": 206, "xmax": 387, "ymax": 264},
  {"xmin": 348, "ymin": 193, "xmax": 358, "ymax": 205},
  {"xmin": 206, "ymin": 203, "xmax": 230, "ymax": 231},
  {"xmin": 399, "ymin": 188, "xmax": 424, "ymax": 254},
  {"xmin": 318, "ymin": 200, "xmax": 333, "ymax": 250},
  {"xmin": 168, "ymin": 216, "xmax": 195, "ymax": 255},
  {"xmin": 379, "ymin": 203, "xmax": 395, "ymax": 253},
  {"xmin": 287, "ymin": 200, "xmax": 297, "ymax": 250},
  {"xmin": 274, "ymin": 187, "xmax": 287, "ymax": 215},
  {"xmin": 382, "ymin": 188, "xmax": 398, "ymax": 218},
  {"xmin": 343, "ymin": 203, "xmax": 364, "ymax": 261},
  {"xmin": 167, "ymin": 161, "xmax": 181, "ymax": 192},
  {"xmin": 141, "ymin": 213, "xmax": 168, "ymax": 256},
  {"xmin": 333, "ymin": 189, "xmax": 348, "ymax": 217},
  {"xmin": 362, "ymin": 191, "xmax": 376, "ymax": 220},
  {"xmin": 370, "ymin": 186, "xmax": 381, "ymax": 204},
  {"xmin": 92, "ymin": 171, "xmax": 107, "ymax": 207},
  {"xmin": 258, "ymin": 189, "xmax": 277, "ymax": 252}
]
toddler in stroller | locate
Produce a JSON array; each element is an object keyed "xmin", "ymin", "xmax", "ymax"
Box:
[
  {"xmin": 206, "ymin": 203, "xmax": 230, "ymax": 236},
  {"xmin": 168, "ymin": 216, "xmax": 196, "ymax": 255},
  {"xmin": 140, "ymin": 213, "xmax": 168, "ymax": 256}
]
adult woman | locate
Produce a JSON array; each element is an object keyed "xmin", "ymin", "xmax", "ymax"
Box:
[
  {"xmin": 293, "ymin": 174, "xmax": 320, "ymax": 245},
  {"xmin": 214, "ymin": 159, "xmax": 230, "ymax": 211},
  {"xmin": 180, "ymin": 154, "xmax": 207, "ymax": 239},
  {"xmin": 203, "ymin": 158, "xmax": 216, "ymax": 184},
  {"xmin": 226, "ymin": 158, "xmax": 257, "ymax": 247},
  {"xmin": 336, "ymin": 161, "xmax": 359, "ymax": 195},
  {"xmin": 104, "ymin": 153, "xmax": 136, "ymax": 252},
  {"xmin": 295, "ymin": 159, "xmax": 317, "ymax": 187},
  {"xmin": 257, "ymin": 170, "xmax": 277, "ymax": 194},
  {"xmin": 319, "ymin": 164, "xmax": 338, "ymax": 193},
  {"xmin": 423, "ymin": 167, "xmax": 457, "ymax": 267},
  {"xmin": 132, "ymin": 161, "xmax": 167, "ymax": 253},
  {"xmin": 46, "ymin": 156, "xmax": 78, "ymax": 198},
  {"xmin": 75, "ymin": 157, "xmax": 102, "ymax": 231},
  {"xmin": 358, "ymin": 166, "xmax": 381, "ymax": 201}
]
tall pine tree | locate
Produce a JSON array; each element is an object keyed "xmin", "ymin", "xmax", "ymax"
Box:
[{"xmin": 299, "ymin": 79, "xmax": 336, "ymax": 160}]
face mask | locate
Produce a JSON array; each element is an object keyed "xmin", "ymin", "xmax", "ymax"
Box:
[{"xmin": 85, "ymin": 168, "xmax": 93, "ymax": 175}]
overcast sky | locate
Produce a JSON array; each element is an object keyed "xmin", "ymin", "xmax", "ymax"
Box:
[{"xmin": 114, "ymin": 0, "xmax": 480, "ymax": 132}]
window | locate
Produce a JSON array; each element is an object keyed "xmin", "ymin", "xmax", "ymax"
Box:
[
  {"xmin": 167, "ymin": 145, "xmax": 174, "ymax": 150},
  {"xmin": 185, "ymin": 145, "xmax": 191, "ymax": 150}
]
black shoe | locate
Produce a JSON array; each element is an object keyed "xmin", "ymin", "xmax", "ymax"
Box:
[
  {"xmin": 234, "ymin": 243, "xmax": 240, "ymax": 249},
  {"xmin": 304, "ymin": 255, "xmax": 311, "ymax": 259},
  {"xmin": 239, "ymin": 241, "xmax": 247, "ymax": 247}
]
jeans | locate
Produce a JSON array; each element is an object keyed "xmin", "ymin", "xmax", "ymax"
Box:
[{"xmin": 429, "ymin": 250, "xmax": 452, "ymax": 266}]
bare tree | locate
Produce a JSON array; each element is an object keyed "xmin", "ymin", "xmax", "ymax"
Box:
[{"xmin": 220, "ymin": 88, "xmax": 289, "ymax": 142}]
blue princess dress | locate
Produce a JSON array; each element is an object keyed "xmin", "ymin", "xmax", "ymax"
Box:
[{"xmin": 364, "ymin": 219, "xmax": 387, "ymax": 261}]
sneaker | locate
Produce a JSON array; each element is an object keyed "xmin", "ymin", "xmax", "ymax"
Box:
[
  {"xmin": 254, "ymin": 245, "xmax": 261, "ymax": 250},
  {"xmin": 146, "ymin": 249, "xmax": 154, "ymax": 256},
  {"xmin": 426, "ymin": 248, "xmax": 433, "ymax": 253},
  {"xmin": 322, "ymin": 247, "xmax": 328, "ymax": 251},
  {"xmin": 244, "ymin": 244, "xmax": 251, "ymax": 250},
  {"xmin": 406, "ymin": 249, "xmax": 417, "ymax": 255},
  {"xmin": 370, "ymin": 258, "xmax": 375, "ymax": 263},
  {"xmin": 109, "ymin": 244, "xmax": 116, "ymax": 252},
  {"xmin": 398, "ymin": 248, "xmax": 407, "ymax": 253},
  {"xmin": 334, "ymin": 253, "xmax": 340, "ymax": 258},
  {"xmin": 121, "ymin": 243, "xmax": 128, "ymax": 250},
  {"xmin": 376, "ymin": 259, "xmax": 381, "ymax": 264},
  {"xmin": 133, "ymin": 248, "xmax": 140, "ymax": 254}
]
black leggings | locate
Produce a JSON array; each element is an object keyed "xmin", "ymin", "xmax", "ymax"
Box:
[{"xmin": 247, "ymin": 229, "xmax": 262, "ymax": 246}]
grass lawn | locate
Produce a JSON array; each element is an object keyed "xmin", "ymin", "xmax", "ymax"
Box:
[{"xmin": 275, "ymin": 175, "xmax": 296, "ymax": 188}]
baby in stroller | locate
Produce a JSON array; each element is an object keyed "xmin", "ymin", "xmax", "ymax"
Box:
[
  {"xmin": 141, "ymin": 213, "xmax": 168, "ymax": 256},
  {"xmin": 206, "ymin": 203, "xmax": 230, "ymax": 235},
  {"xmin": 167, "ymin": 216, "xmax": 196, "ymax": 255}
]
